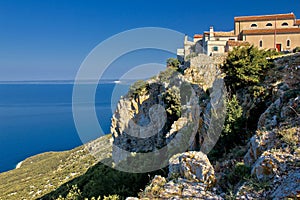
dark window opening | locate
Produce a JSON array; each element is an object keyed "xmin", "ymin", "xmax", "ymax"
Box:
[
  {"xmin": 251, "ymin": 24, "xmax": 257, "ymax": 27},
  {"xmin": 259, "ymin": 40, "xmax": 263, "ymax": 47},
  {"xmin": 287, "ymin": 40, "xmax": 291, "ymax": 47},
  {"xmin": 213, "ymin": 46, "xmax": 218, "ymax": 51},
  {"xmin": 282, "ymin": 22, "xmax": 288, "ymax": 26},
  {"xmin": 266, "ymin": 23, "xmax": 273, "ymax": 27}
]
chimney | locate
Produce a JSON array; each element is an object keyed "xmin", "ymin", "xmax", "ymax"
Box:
[
  {"xmin": 184, "ymin": 34, "xmax": 188, "ymax": 44},
  {"xmin": 209, "ymin": 26, "xmax": 214, "ymax": 38}
]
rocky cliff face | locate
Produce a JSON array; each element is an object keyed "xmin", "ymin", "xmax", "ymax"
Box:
[
  {"xmin": 126, "ymin": 54, "xmax": 300, "ymax": 199},
  {"xmin": 236, "ymin": 54, "xmax": 300, "ymax": 199},
  {"xmin": 111, "ymin": 55, "xmax": 226, "ymax": 172}
]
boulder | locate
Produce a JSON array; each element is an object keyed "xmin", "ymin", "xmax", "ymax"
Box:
[
  {"xmin": 251, "ymin": 152, "xmax": 279, "ymax": 181},
  {"xmin": 168, "ymin": 151, "xmax": 216, "ymax": 188}
]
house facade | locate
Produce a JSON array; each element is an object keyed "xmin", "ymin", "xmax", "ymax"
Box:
[
  {"xmin": 235, "ymin": 13, "xmax": 300, "ymax": 51},
  {"xmin": 178, "ymin": 12, "xmax": 300, "ymax": 59},
  {"xmin": 203, "ymin": 27, "xmax": 237, "ymax": 56}
]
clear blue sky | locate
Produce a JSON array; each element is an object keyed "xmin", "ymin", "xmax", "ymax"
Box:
[{"xmin": 0, "ymin": 0, "xmax": 299, "ymax": 80}]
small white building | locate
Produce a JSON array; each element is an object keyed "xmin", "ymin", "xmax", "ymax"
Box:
[{"xmin": 202, "ymin": 27, "xmax": 237, "ymax": 56}]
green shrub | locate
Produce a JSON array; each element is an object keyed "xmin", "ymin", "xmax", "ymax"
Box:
[
  {"xmin": 163, "ymin": 87, "xmax": 181, "ymax": 119},
  {"xmin": 129, "ymin": 80, "xmax": 149, "ymax": 97},
  {"xmin": 158, "ymin": 67, "xmax": 177, "ymax": 83},
  {"xmin": 293, "ymin": 46, "xmax": 300, "ymax": 53},
  {"xmin": 222, "ymin": 45, "xmax": 277, "ymax": 91},
  {"xmin": 222, "ymin": 95, "xmax": 244, "ymax": 146},
  {"xmin": 166, "ymin": 58, "xmax": 180, "ymax": 69}
]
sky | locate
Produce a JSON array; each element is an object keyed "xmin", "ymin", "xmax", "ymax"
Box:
[{"xmin": 0, "ymin": 0, "xmax": 299, "ymax": 81}]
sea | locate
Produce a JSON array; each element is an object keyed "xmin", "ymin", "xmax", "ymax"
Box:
[{"xmin": 0, "ymin": 80, "xmax": 131, "ymax": 172}]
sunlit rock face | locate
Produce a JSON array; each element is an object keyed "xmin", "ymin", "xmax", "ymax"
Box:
[{"xmin": 111, "ymin": 55, "xmax": 225, "ymax": 171}]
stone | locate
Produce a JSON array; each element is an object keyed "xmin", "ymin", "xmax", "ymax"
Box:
[
  {"xmin": 168, "ymin": 151, "xmax": 216, "ymax": 188},
  {"xmin": 251, "ymin": 152, "xmax": 279, "ymax": 181},
  {"xmin": 272, "ymin": 171, "xmax": 300, "ymax": 199},
  {"xmin": 244, "ymin": 131, "xmax": 277, "ymax": 166}
]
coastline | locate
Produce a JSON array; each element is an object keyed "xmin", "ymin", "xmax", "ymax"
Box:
[{"xmin": 15, "ymin": 161, "xmax": 23, "ymax": 169}]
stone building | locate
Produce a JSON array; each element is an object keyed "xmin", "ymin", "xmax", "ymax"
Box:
[
  {"xmin": 178, "ymin": 12, "xmax": 300, "ymax": 59},
  {"xmin": 235, "ymin": 13, "xmax": 300, "ymax": 51},
  {"xmin": 202, "ymin": 27, "xmax": 237, "ymax": 56}
]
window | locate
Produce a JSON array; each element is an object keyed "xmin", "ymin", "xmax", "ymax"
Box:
[
  {"xmin": 282, "ymin": 22, "xmax": 288, "ymax": 26},
  {"xmin": 259, "ymin": 40, "xmax": 263, "ymax": 48},
  {"xmin": 266, "ymin": 23, "xmax": 273, "ymax": 27},
  {"xmin": 287, "ymin": 40, "xmax": 291, "ymax": 47},
  {"xmin": 251, "ymin": 24, "xmax": 257, "ymax": 28},
  {"xmin": 213, "ymin": 46, "xmax": 218, "ymax": 51}
]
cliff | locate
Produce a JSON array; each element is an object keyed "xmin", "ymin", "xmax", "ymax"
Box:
[
  {"xmin": 127, "ymin": 53, "xmax": 300, "ymax": 199},
  {"xmin": 0, "ymin": 52, "xmax": 299, "ymax": 200},
  {"xmin": 110, "ymin": 54, "xmax": 226, "ymax": 173}
]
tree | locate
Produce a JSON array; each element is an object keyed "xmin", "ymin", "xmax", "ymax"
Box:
[
  {"xmin": 166, "ymin": 58, "xmax": 180, "ymax": 69},
  {"xmin": 222, "ymin": 46, "xmax": 277, "ymax": 91}
]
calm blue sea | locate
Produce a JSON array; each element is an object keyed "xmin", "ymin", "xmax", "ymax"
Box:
[{"xmin": 0, "ymin": 81, "xmax": 130, "ymax": 172}]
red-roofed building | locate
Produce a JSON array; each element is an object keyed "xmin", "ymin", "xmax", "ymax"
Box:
[
  {"xmin": 235, "ymin": 12, "xmax": 300, "ymax": 51},
  {"xmin": 177, "ymin": 12, "xmax": 300, "ymax": 59},
  {"xmin": 202, "ymin": 27, "xmax": 237, "ymax": 56}
]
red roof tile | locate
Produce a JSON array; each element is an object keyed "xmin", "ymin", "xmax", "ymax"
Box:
[
  {"xmin": 194, "ymin": 34, "xmax": 203, "ymax": 38},
  {"xmin": 295, "ymin": 19, "xmax": 300, "ymax": 25},
  {"xmin": 242, "ymin": 28, "xmax": 300, "ymax": 35},
  {"xmin": 235, "ymin": 13, "xmax": 295, "ymax": 22}
]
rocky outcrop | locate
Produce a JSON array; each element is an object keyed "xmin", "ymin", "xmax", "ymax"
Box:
[
  {"xmin": 111, "ymin": 72, "xmax": 202, "ymax": 171},
  {"xmin": 111, "ymin": 55, "xmax": 226, "ymax": 172},
  {"xmin": 272, "ymin": 171, "xmax": 300, "ymax": 199},
  {"xmin": 168, "ymin": 151, "xmax": 216, "ymax": 186},
  {"xmin": 124, "ymin": 54, "xmax": 299, "ymax": 199},
  {"xmin": 235, "ymin": 54, "xmax": 300, "ymax": 199},
  {"xmin": 141, "ymin": 175, "xmax": 223, "ymax": 200},
  {"xmin": 140, "ymin": 152, "xmax": 222, "ymax": 200}
]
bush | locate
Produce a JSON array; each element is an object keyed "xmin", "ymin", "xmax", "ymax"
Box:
[
  {"xmin": 158, "ymin": 67, "xmax": 177, "ymax": 83},
  {"xmin": 222, "ymin": 95, "xmax": 244, "ymax": 146},
  {"xmin": 293, "ymin": 46, "xmax": 300, "ymax": 53},
  {"xmin": 163, "ymin": 86, "xmax": 181, "ymax": 121},
  {"xmin": 166, "ymin": 58, "xmax": 180, "ymax": 69},
  {"xmin": 129, "ymin": 80, "xmax": 149, "ymax": 97},
  {"xmin": 222, "ymin": 45, "xmax": 277, "ymax": 91},
  {"xmin": 226, "ymin": 162, "xmax": 251, "ymax": 185}
]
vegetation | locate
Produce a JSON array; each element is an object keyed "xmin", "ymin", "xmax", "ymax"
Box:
[
  {"xmin": 128, "ymin": 80, "xmax": 149, "ymax": 98},
  {"xmin": 0, "ymin": 135, "xmax": 105, "ymax": 200},
  {"xmin": 277, "ymin": 127, "xmax": 299, "ymax": 150},
  {"xmin": 163, "ymin": 86, "xmax": 181, "ymax": 120},
  {"xmin": 293, "ymin": 46, "xmax": 300, "ymax": 53},
  {"xmin": 167, "ymin": 58, "xmax": 180, "ymax": 69},
  {"xmin": 211, "ymin": 46, "xmax": 278, "ymax": 154},
  {"xmin": 43, "ymin": 158, "xmax": 166, "ymax": 200},
  {"xmin": 222, "ymin": 45, "xmax": 277, "ymax": 92},
  {"xmin": 222, "ymin": 95, "xmax": 244, "ymax": 142},
  {"xmin": 158, "ymin": 66, "xmax": 178, "ymax": 83}
]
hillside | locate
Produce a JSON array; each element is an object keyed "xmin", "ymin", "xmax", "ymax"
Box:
[
  {"xmin": 0, "ymin": 49, "xmax": 299, "ymax": 200},
  {"xmin": 0, "ymin": 134, "xmax": 112, "ymax": 200}
]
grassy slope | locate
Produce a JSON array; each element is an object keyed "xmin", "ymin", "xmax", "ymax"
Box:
[{"xmin": 0, "ymin": 134, "xmax": 112, "ymax": 200}]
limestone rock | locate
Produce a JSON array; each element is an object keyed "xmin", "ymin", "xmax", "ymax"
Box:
[
  {"xmin": 143, "ymin": 176, "xmax": 223, "ymax": 200},
  {"xmin": 272, "ymin": 171, "xmax": 300, "ymax": 199},
  {"xmin": 244, "ymin": 131, "xmax": 277, "ymax": 166},
  {"xmin": 257, "ymin": 98, "xmax": 281, "ymax": 130},
  {"xmin": 251, "ymin": 151, "xmax": 279, "ymax": 181},
  {"xmin": 168, "ymin": 151, "xmax": 216, "ymax": 187}
]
